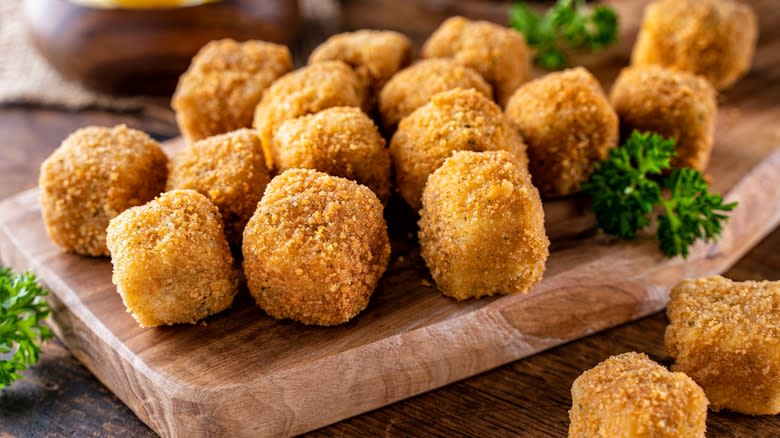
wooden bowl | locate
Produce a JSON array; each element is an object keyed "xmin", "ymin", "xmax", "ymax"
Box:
[{"xmin": 23, "ymin": 0, "xmax": 301, "ymax": 96}]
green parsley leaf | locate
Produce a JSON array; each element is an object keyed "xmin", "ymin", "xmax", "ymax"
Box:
[
  {"xmin": 584, "ymin": 131, "xmax": 737, "ymax": 258},
  {"xmin": 0, "ymin": 268, "xmax": 52, "ymax": 388},
  {"xmin": 510, "ymin": 0, "xmax": 619, "ymax": 70}
]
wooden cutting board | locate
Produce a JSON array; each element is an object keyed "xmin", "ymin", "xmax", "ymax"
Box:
[{"xmin": 2, "ymin": 11, "xmax": 780, "ymax": 438}]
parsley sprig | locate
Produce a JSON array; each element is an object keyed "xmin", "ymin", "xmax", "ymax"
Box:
[
  {"xmin": 1, "ymin": 268, "xmax": 52, "ymax": 388},
  {"xmin": 583, "ymin": 131, "xmax": 737, "ymax": 258},
  {"xmin": 510, "ymin": 0, "xmax": 619, "ymax": 70}
]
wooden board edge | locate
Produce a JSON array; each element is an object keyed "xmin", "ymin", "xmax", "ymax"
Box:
[{"xmin": 0, "ymin": 150, "xmax": 778, "ymax": 437}]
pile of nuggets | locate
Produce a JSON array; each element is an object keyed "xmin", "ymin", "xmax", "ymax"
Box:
[{"xmin": 39, "ymin": 0, "xmax": 771, "ymax": 431}]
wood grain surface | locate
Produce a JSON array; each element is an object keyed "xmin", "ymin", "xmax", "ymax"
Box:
[{"xmin": 0, "ymin": 0, "xmax": 778, "ymax": 436}]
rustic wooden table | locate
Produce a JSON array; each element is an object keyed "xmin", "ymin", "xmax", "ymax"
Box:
[{"xmin": 1, "ymin": 0, "xmax": 779, "ymax": 436}]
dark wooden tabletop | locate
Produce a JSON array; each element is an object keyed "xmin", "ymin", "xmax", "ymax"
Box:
[{"xmin": 1, "ymin": 1, "xmax": 779, "ymax": 436}]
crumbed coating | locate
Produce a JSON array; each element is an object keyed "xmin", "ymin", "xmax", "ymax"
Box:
[
  {"xmin": 106, "ymin": 190, "xmax": 238, "ymax": 328},
  {"xmin": 272, "ymin": 107, "xmax": 391, "ymax": 203},
  {"xmin": 665, "ymin": 276, "xmax": 780, "ymax": 415},
  {"xmin": 309, "ymin": 30, "xmax": 413, "ymax": 108},
  {"xmin": 39, "ymin": 125, "xmax": 168, "ymax": 257},
  {"xmin": 166, "ymin": 129, "xmax": 269, "ymax": 246},
  {"xmin": 569, "ymin": 352, "xmax": 708, "ymax": 438},
  {"xmin": 422, "ymin": 16, "xmax": 530, "ymax": 107},
  {"xmin": 418, "ymin": 151, "xmax": 547, "ymax": 300},
  {"xmin": 378, "ymin": 58, "xmax": 492, "ymax": 132},
  {"xmin": 631, "ymin": 0, "xmax": 757, "ymax": 90},
  {"xmin": 242, "ymin": 169, "xmax": 390, "ymax": 326},
  {"xmin": 390, "ymin": 88, "xmax": 527, "ymax": 211},
  {"xmin": 172, "ymin": 39, "xmax": 292, "ymax": 144},
  {"xmin": 610, "ymin": 66, "xmax": 717, "ymax": 171},
  {"xmin": 505, "ymin": 67, "xmax": 618, "ymax": 197},
  {"xmin": 252, "ymin": 61, "xmax": 366, "ymax": 167}
]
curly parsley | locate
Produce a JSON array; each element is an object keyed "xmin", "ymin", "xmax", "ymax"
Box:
[
  {"xmin": 583, "ymin": 131, "xmax": 737, "ymax": 258},
  {"xmin": 1, "ymin": 268, "xmax": 52, "ymax": 388}
]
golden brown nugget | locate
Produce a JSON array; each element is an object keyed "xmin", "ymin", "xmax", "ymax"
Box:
[
  {"xmin": 106, "ymin": 190, "xmax": 238, "ymax": 328},
  {"xmin": 309, "ymin": 30, "xmax": 413, "ymax": 107},
  {"xmin": 419, "ymin": 151, "xmax": 547, "ymax": 300},
  {"xmin": 632, "ymin": 0, "xmax": 757, "ymax": 90},
  {"xmin": 272, "ymin": 107, "xmax": 391, "ymax": 203},
  {"xmin": 611, "ymin": 66, "xmax": 717, "ymax": 171},
  {"xmin": 569, "ymin": 352, "xmax": 708, "ymax": 438},
  {"xmin": 242, "ymin": 169, "xmax": 390, "ymax": 326},
  {"xmin": 172, "ymin": 39, "xmax": 292, "ymax": 144},
  {"xmin": 166, "ymin": 129, "xmax": 270, "ymax": 246},
  {"xmin": 665, "ymin": 276, "xmax": 780, "ymax": 415},
  {"xmin": 390, "ymin": 88, "xmax": 527, "ymax": 211},
  {"xmin": 422, "ymin": 16, "xmax": 530, "ymax": 107},
  {"xmin": 39, "ymin": 125, "xmax": 168, "ymax": 257},
  {"xmin": 378, "ymin": 58, "xmax": 492, "ymax": 132},
  {"xmin": 252, "ymin": 61, "xmax": 366, "ymax": 167},
  {"xmin": 505, "ymin": 67, "xmax": 618, "ymax": 197}
]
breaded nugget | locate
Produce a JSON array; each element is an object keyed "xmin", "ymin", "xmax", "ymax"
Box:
[
  {"xmin": 166, "ymin": 129, "xmax": 269, "ymax": 246},
  {"xmin": 172, "ymin": 39, "xmax": 292, "ymax": 144},
  {"xmin": 419, "ymin": 151, "xmax": 547, "ymax": 300},
  {"xmin": 390, "ymin": 88, "xmax": 527, "ymax": 210},
  {"xmin": 39, "ymin": 125, "xmax": 168, "ymax": 257},
  {"xmin": 309, "ymin": 30, "xmax": 413, "ymax": 107},
  {"xmin": 106, "ymin": 190, "xmax": 238, "ymax": 327},
  {"xmin": 505, "ymin": 67, "xmax": 618, "ymax": 197},
  {"xmin": 272, "ymin": 107, "xmax": 391, "ymax": 203},
  {"xmin": 252, "ymin": 61, "xmax": 366, "ymax": 167},
  {"xmin": 665, "ymin": 276, "xmax": 780, "ymax": 415},
  {"xmin": 242, "ymin": 169, "xmax": 390, "ymax": 326},
  {"xmin": 632, "ymin": 0, "xmax": 757, "ymax": 90},
  {"xmin": 422, "ymin": 16, "xmax": 530, "ymax": 107},
  {"xmin": 569, "ymin": 352, "xmax": 708, "ymax": 438},
  {"xmin": 378, "ymin": 58, "xmax": 492, "ymax": 132},
  {"xmin": 611, "ymin": 66, "xmax": 717, "ymax": 171}
]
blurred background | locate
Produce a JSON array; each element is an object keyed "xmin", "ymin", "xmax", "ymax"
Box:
[{"xmin": 1, "ymin": 0, "xmax": 521, "ymax": 112}]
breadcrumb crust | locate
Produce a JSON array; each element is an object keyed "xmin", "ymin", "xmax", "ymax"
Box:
[
  {"xmin": 665, "ymin": 276, "xmax": 780, "ymax": 415},
  {"xmin": 39, "ymin": 125, "xmax": 168, "ymax": 256},
  {"xmin": 419, "ymin": 151, "xmax": 547, "ymax": 300},
  {"xmin": 173, "ymin": 39, "xmax": 292, "ymax": 143},
  {"xmin": 272, "ymin": 107, "xmax": 391, "ymax": 203},
  {"xmin": 632, "ymin": 0, "xmax": 757, "ymax": 91},
  {"xmin": 166, "ymin": 129, "xmax": 270, "ymax": 246},
  {"xmin": 106, "ymin": 190, "xmax": 238, "ymax": 328},
  {"xmin": 569, "ymin": 352, "xmax": 708, "ymax": 438},
  {"xmin": 505, "ymin": 67, "xmax": 618, "ymax": 197},
  {"xmin": 378, "ymin": 58, "xmax": 492, "ymax": 133},
  {"xmin": 610, "ymin": 65, "xmax": 717, "ymax": 171},
  {"xmin": 242, "ymin": 169, "xmax": 390, "ymax": 326},
  {"xmin": 422, "ymin": 16, "xmax": 530, "ymax": 107},
  {"xmin": 390, "ymin": 88, "xmax": 527, "ymax": 211}
]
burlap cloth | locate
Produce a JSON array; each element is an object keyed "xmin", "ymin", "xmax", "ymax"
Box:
[{"xmin": 0, "ymin": 0, "xmax": 338, "ymax": 112}]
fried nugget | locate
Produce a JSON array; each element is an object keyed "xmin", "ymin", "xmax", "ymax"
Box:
[
  {"xmin": 632, "ymin": 0, "xmax": 757, "ymax": 90},
  {"xmin": 272, "ymin": 107, "xmax": 391, "ymax": 203},
  {"xmin": 39, "ymin": 125, "xmax": 168, "ymax": 257},
  {"xmin": 252, "ymin": 61, "xmax": 366, "ymax": 167},
  {"xmin": 309, "ymin": 30, "xmax": 412, "ymax": 108},
  {"xmin": 569, "ymin": 352, "xmax": 708, "ymax": 438},
  {"xmin": 505, "ymin": 67, "xmax": 618, "ymax": 197},
  {"xmin": 242, "ymin": 169, "xmax": 390, "ymax": 326},
  {"xmin": 418, "ymin": 151, "xmax": 547, "ymax": 300},
  {"xmin": 390, "ymin": 88, "xmax": 527, "ymax": 211},
  {"xmin": 106, "ymin": 190, "xmax": 238, "ymax": 327},
  {"xmin": 166, "ymin": 129, "xmax": 270, "ymax": 246},
  {"xmin": 378, "ymin": 58, "xmax": 492, "ymax": 132},
  {"xmin": 665, "ymin": 276, "xmax": 780, "ymax": 415},
  {"xmin": 422, "ymin": 16, "xmax": 530, "ymax": 107},
  {"xmin": 611, "ymin": 65, "xmax": 717, "ymax": 171},
  {"xmin": 172, "ymin": 39, "xmax": 292, "ymax": 144}
]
